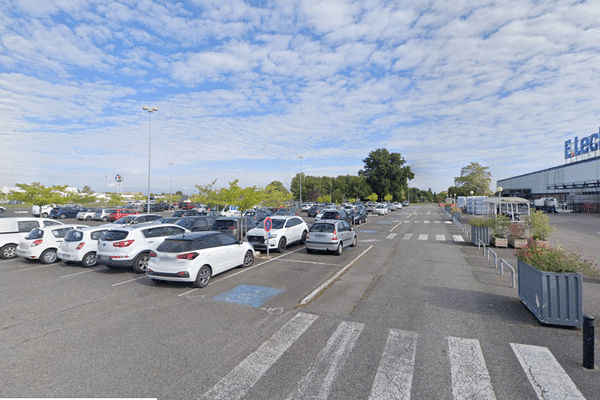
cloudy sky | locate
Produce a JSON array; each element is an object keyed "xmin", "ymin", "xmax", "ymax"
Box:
[{"xmin": 1, "ymin": 0, "xmax": 599, "ymax": 196}]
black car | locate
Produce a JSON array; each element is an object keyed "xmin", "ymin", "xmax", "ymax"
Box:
[
  {"xmin": 244, "ymin": 209, "xmax": 272, "ymax": 225},
  {"xmin": 275, "ymin": 207, "xmax": 298, "ymax": 216},
  {"xmin": 348, "ymin": 208, "xmax": 367, "ymax": 224},
  {"xmin": 320, "ymin": 209, "xmax": 353, "ymax": 225},
  {"xmin": 51, "ymin": 207, "xmax": 86, "ymax": 219},
  {"xmin": 211, "ymin": 217, "xmax": 258, "ymax": 240},
  {"xmin": 173, "ymin": 209, "xmax": 200, "ymax": 218},
  {"xmin": 176, "ymin": 216, "xmax": 217, "ymax": 232},
  {"xmin": 307, "ymin": 204, "xmax": 325, "ymax": 218}
]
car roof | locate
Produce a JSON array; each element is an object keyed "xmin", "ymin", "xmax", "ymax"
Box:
[
  {"xmin": 39, "ymin": 224, "xmax": 88, "ymax": 231},
  {"xmin": 166, "ymin": 231, "xmax": 221, "ymax": 240}
]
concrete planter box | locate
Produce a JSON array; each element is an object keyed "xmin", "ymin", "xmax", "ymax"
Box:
[
  {"xmin": 471, "ymin": 226, "xmax": 490, "ymax": 246},
  {"xmin": 491, "ymin": 236, "xmax": 507, "ymax": 247},
  {"xmin": 451, "ymin": 212, "xmax": 461, "ymax": 221},
  {"xmin": 518, "ymin": 259, "xmax": 583, "ymax": 327},
  {"xmin": 509, "ymin": 237, "xmax": 528, "ymax": 248}
]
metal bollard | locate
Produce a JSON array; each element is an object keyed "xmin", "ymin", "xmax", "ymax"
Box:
[{"xmin": 583, "ymin": 314, "xmax": 595, "ymax": 370}]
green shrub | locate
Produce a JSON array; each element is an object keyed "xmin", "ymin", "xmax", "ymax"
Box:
[
  {"xmin": 469, "ymin": 217, "xmax": 494, "ymax": 227},
  {"xmin": 526, "ymin": 210, "xmax": 555, "ymax": 241}
]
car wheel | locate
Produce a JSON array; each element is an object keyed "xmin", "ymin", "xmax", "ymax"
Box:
[
  {"xmin": 40, "ymin": 248, "xmax": 58, "ymax": 264},
  {"xmin": 86, "ymin": 216, "xmax": 92, "ymax": 221},
  {"xmin": 335, "ymin": 243, "xmax": 343, "ymax": 256},
  {"xmin": 351, "ymin": 236, "xmax": 357, "ymax": 247},
  {"xmin": 101, "ymin": 216, "xmax": 108, "ymax": 222},
  {"xmin": 60, "ymin": 214, "xmax": 66, "ymax": 219},
  {"xmin": 306, "ymin": 248, "xmax": 314, "ymax": 254},
  {"xmin": 132, "ymin": 253, "xmax": 150, "ymax": 273},
  {"xmin": 42, "ymin": 212, "xmax": 48, "ymax": 218},
  {"xmin": 81, "ymin": 252, "xmax": 97, "ymax": 268},
  {"xmin": 243, "ymin": 250, "xmax": 254, "ymax": 267},
  {"xmin": 194, "ymin": 265, "xmax": 212, "ymax": 288},
  {"xmin": 276, "ymin": 237, "xmax": 287, "ymax": 253},
  {"xmin": 300, "ymin": 230, "xmax": 307, "ymax": 244},
  {"xmin": 0, "ymin": 244, "xmax": 17, "ymax": 259}
]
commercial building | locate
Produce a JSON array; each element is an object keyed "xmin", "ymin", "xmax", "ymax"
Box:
[{"xmin": 498, "ymin": 130, "xmax": 600, "ymax": 212}]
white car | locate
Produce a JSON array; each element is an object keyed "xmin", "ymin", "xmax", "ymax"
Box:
[
  {"xmin": 246, "ymin": 215, "xmax": 308, "ymax": 253},
  {"xmin": 96, "ymin": 224, "xmax": 188, "ymax": 273},
  {"xmin": 57, "ymin": 226, "xmax": 110, "ymax": 267},
  {"xmin": 373, "ymin": 204, "xmax": 388, "ymax": 215},
  {"xmin": 0, "ymin": 217, "xmax": 63, "ymax": 259},
  {"xmin": 147, "ymin": 231, "xmax": 255, "ymax": 287},
  {"xmin": 31, "ymin": 204, "xmax": 56, "ymax": 218},
  {"xmin": 77, "ymin": 208, "xmax": 100, "ymax": 221},
  {"xmin": 16, "ymin": 224, "xmax": 89, "ymax": 263}
]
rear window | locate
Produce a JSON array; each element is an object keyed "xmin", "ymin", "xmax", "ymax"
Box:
[
  {"xmin": 18, "ymin": 221, "xmax": 40, "ymax": 233},
  {"xmin": 65, "ymin": 230, "xmax": 84, "ymax": 242},
  {"xmin": 158, "ymin": 234, "xmax": 223, "ymax": 252},
  {"xmin": 103, "ymin": 230, "xmax": 130, "ymax": 241},
  {"xmin": 322, "ymin": 211, "xmax": 340, "ymax": 219},
  {"xmin": 213, "ymin": 220, "xmax": 236, "ymax": 229},
  {"xmin": 26, "ymin": 228, "xmax": 44, "ymax": 239},
  {"xmin": 310, "ymin": 223, "xmax": 335, "ymax": 233}
]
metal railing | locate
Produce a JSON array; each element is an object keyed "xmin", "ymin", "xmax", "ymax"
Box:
[{"xmin": 477, "ymin": 238, "xmax": 515, "ymax": 288}]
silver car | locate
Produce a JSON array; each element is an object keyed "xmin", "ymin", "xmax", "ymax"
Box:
[{"xmin": 305, "ymin": 220, "xmax": 357, "ymax": 255}]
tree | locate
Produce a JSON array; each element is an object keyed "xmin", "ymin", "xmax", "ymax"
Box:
[
  {"xmin": 359, "ymin": 149, "xmax": 414, "ymax": 201},
  {"xmin": 9, "ymin": 183, "xmax": 68, "ymax": 206},
  {"xmin": 81, "ymin": 185, "xmax": 93, "ymax": 193},
  {"xmin": 454, "ymin": 162, "xmax": 492, "ymax": 196}
]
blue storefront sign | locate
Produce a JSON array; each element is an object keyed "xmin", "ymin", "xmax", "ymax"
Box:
[{"xmin": 565, "ymin": 131, "xmax": 600, "ymax": 159}]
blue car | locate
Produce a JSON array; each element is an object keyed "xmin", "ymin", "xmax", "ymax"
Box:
[{"xmin": 51, "ymin": 207, "xmax": 86, "ymax": 219}]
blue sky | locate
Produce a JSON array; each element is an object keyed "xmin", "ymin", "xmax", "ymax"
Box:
[{"xmin": 1, "ymin": 0, "xmax": 600, "ymax": 196}]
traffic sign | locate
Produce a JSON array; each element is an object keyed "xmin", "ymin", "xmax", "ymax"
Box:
[{"xmin": 264, "ymin": 217, "xmax": 272, "ymax": 232}]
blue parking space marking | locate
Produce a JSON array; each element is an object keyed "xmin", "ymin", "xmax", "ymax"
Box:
[
  {"xmin": 358, "ymin": 230, "xmax": 379, "ymax": 233},
  {"xmin": 212, "ymin": 285, "xmax": 284, "ymax": 308},
  {"xmin": 377, "ymin": 221, "xmax": 393, "ymax": 224}
]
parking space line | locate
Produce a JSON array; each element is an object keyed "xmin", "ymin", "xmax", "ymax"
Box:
[
  {"xmin": 112, "ymin": 276, "xmax": 147, "ymax": 286},
  {"xmin": 274, "ymin": 258, "xmax": 343, "ymax": 267},
  {"xmin": 17, "ymin": 263, "xmax": 53, "ymax": 271},
  {"xmin": 61, "ymin": 266, "xmax": 106, "ymax": 278}
]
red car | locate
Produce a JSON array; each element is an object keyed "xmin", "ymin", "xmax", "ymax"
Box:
[{"xmin": 109, "ymin": 208, "xmax": 139, "ymax": 221}]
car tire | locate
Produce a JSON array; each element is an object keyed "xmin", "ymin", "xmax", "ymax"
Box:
[
  {"xmin": 86, "ymin": 216, "xmax": 92, "ymax": 221},
  {"xmin": 42, "ymin": 212, "xmax": 48, "ymax": 218},
  {"xmin": 81, "ymin": 252, "xmax": 97, "ymax": 268},
  {"xmin": 60, "ymin": 214, "xmax": 66, "ymax": 219},
  {"xmin": 300, "ymin": 230, "xmax": 307, "ymax": 244},
  {"xmin": 243, "ymin": 250, "xmax": 254, "ymax": 267},
  {"xmin": 276, "ymin": 237, "xmax": 287, "ymax": 253},
  {"xmin": 194, "ymin": 265, "xmax": 212, "ymax": 288},
  {"xmin": 40, "ymin": 248, "xmax": 58, "ymax": 264},
  {"xmin": 335, "ymin": 243, "xmax": 343, "ymax": 256},
  {"xmin": 351, "ymin": 236, "xmax": 357, "ymax": 247},
  {"xmin": 132, "ymin": 252, "xmax": 150, "ymax": 273},
  {"xmin": 306, "ymin": 248, "xmax": 314, "ymax": 254},
  {"xmin": 0, "ymin": 244, "xmax": 17, "ymax": 259},
  {"xmin": 101, "ymin": 216, "xmax": 108, "ymax": 222}
]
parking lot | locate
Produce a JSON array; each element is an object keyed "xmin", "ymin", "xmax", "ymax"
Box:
[{"xmin": 1, "ymin": 206, "xmax": 599, "ymax": 399}]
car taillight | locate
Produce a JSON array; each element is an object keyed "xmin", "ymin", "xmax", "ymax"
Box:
[
  {"xmin": 228, "ymin": 226, "xmax": 235, "ymax": 229},
  {"xmin": 32, "ymin": 239, "xmax": 43, "ymax": 247},
  {"xmin": 113, "ymin": 240, "xmax": 134, "ymax": 248},
  {"xmin": 150, "ymin": 251, "xmax": 157, "ymax": 257},
  {"xmin": 177, "ymin": 252, "xmax": 199, "ymax": 260},
  {"xmin": 332, "ymin": 230, "xmax": 338, "ymax": 241},
  {"xmin": 76, "ymin": 243, "xmax": 85, "ymax": 250}
]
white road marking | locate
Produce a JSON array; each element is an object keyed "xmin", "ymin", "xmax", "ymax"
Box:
[
  {"xmin": 436, "ymin": 235, "xmax": 445, "ymax": 241},
  {"xmin": 418, "ymin": 234, "xmax": 428, "ymax": 240},
  {"xmin": 61, "ymin": 266, "xmax": 105, "ymax": 278},
  {"xmin": 402, "ymin": 234, "xmax": 413, "ymax": 240},
  {"xmin": 290, "ymin": 321, "xmax": 365, "ymax": 400},
  {"xmin": 510, "ymin": 343, "xmax": 585, "ymax": 400},
  {"xmin": 445, "ymin": 221, "xmax": 452, "ymax": 224},
  {"xmin": 112, "ymin": 276, "xmax": 147, "ymax": 286},
  {"xmin": 201, "ymin": 312, "xmax": 319, "ymax": 400},
  {"xmin": 386, "ymin": 233, "xmax": 397, "ymax": 239},
  {"xmin": 448, "ymin": 336, "xmax": 496, "ymax": 400},
  {"xmin": 424, "ymin": 220, "xmax": 430, "ymax": 224},
  {"xmin": 369, "ymin": 329, "xmax": 417, "ymax": 400},
  {"xmin": 435, "ymin": 221, "xmax": 440, "ymax": 224},
  {"xmin": 453, "ymin": 235, "xmax": 465, "ymax": 242}
]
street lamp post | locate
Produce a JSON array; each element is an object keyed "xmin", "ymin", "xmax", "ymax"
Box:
[
  {"xmin": 297, "ymin": 155, "xmax": 304, "ymax": 207},
  {"xmin": 143, "ymin": 106, "xmax": 158, "ymax": 214},
  {"xmin": 168, "ymin": 162, "xmax": 174, "ymax": 209}
]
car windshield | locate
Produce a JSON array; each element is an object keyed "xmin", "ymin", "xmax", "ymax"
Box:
[
  {"xmin": 310, "ymin": 223, "xmax": 335, "ymax": 233},
  {"xmin": 213, "ymin": 220, "xmax": 236, "ymax": 229},
  {"xmin": 271, "ymin": 219, "xmax": 286, "ymax": 229},
  {"xmin": 157, "ymin": 239, "xmax": 193, "ymax": 253},
  {"xmin": 114, "ymin": 216, "xmax": 135, "ymax": 224}
]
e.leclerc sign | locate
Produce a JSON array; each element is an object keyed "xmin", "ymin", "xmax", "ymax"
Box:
[{"xmin": 565, "ymin": 131, "xmax": 600, "ymax": 159}]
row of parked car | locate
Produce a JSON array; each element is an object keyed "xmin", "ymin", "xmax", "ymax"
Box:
[{"xmin": 0, "ymin": 206, "xmax": 366, "ymax": 288}]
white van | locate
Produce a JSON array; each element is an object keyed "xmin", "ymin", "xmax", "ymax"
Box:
[
  {"xmin": 220, "ymin": 205, "xmax": 241, "ymax": 217},
  {"xmin": 0, "ymin": 218, "xmax": 63, "ymax": 259}
]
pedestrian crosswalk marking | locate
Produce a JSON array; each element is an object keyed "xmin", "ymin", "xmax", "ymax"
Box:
[
  {"xmin": 402, "ymin": 234, "xmax": 412, "ymax": 240},
  {"xmin": 510, "ymin": 343, "xmax": 586, "ymax": 400},
  {"xmin": 435, "ymin": 221, "xmax": 440, "ymax": 224},
  {"xmin": 453, "ymin": 235, "xmax": 465, "ymax": 242},
  {"xmin": 448, "ymin": 337, "xmax": 496, "ymax": 399},
  {"xmin": 445, "ymin": 221, "xmax": 452, "ymax": 224},
  {"xmin": 418, "ymin": 234, "xmax": 428, "ymax": 240},
  {"xmin": 369, "ymin": 329, "xmax": 417, "ymax": 400},
  {"xmin": 201, "ymin": 316, "xmax": 586, "ymax": 400},
  {"xmin": 424, "ymin": 220, "xmax": 430, "ymax": 223},
  {"xmin": 290, "ymin": 321, "xmax": 364, "ymax": 399},
  {"xmin": 201, "ymin": 312, "xmax": 318, "ymax": 400},
  {"xmin": 436, "ymin": 235, "xmax": 445, "ymax": 241},
  {"xmin": 386, "ymin": 233, "xmax": 397, "ymax": 239}
]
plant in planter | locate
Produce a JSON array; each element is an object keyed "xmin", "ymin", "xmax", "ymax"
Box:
[
  {"xmin": 469, "ymin": 217, "xmax": 493, "ymax": 246},
  {"xmin": 515, "ymin": 242, "xmax": 598, "ymax": 327},
  {"xmin": 490, "ymin": 214, "xmax": 509, "ymax": 247},
  {"xmin": 507, "ymin": 222, "xmax": 528, "ymax": 248},
  {"xmin": 450, "ymin": 206, "xmax": 461, "ymax": 220},
  {"xmin": 525, "ymin": 210, "xmax": 555, "ymax": 248}
]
